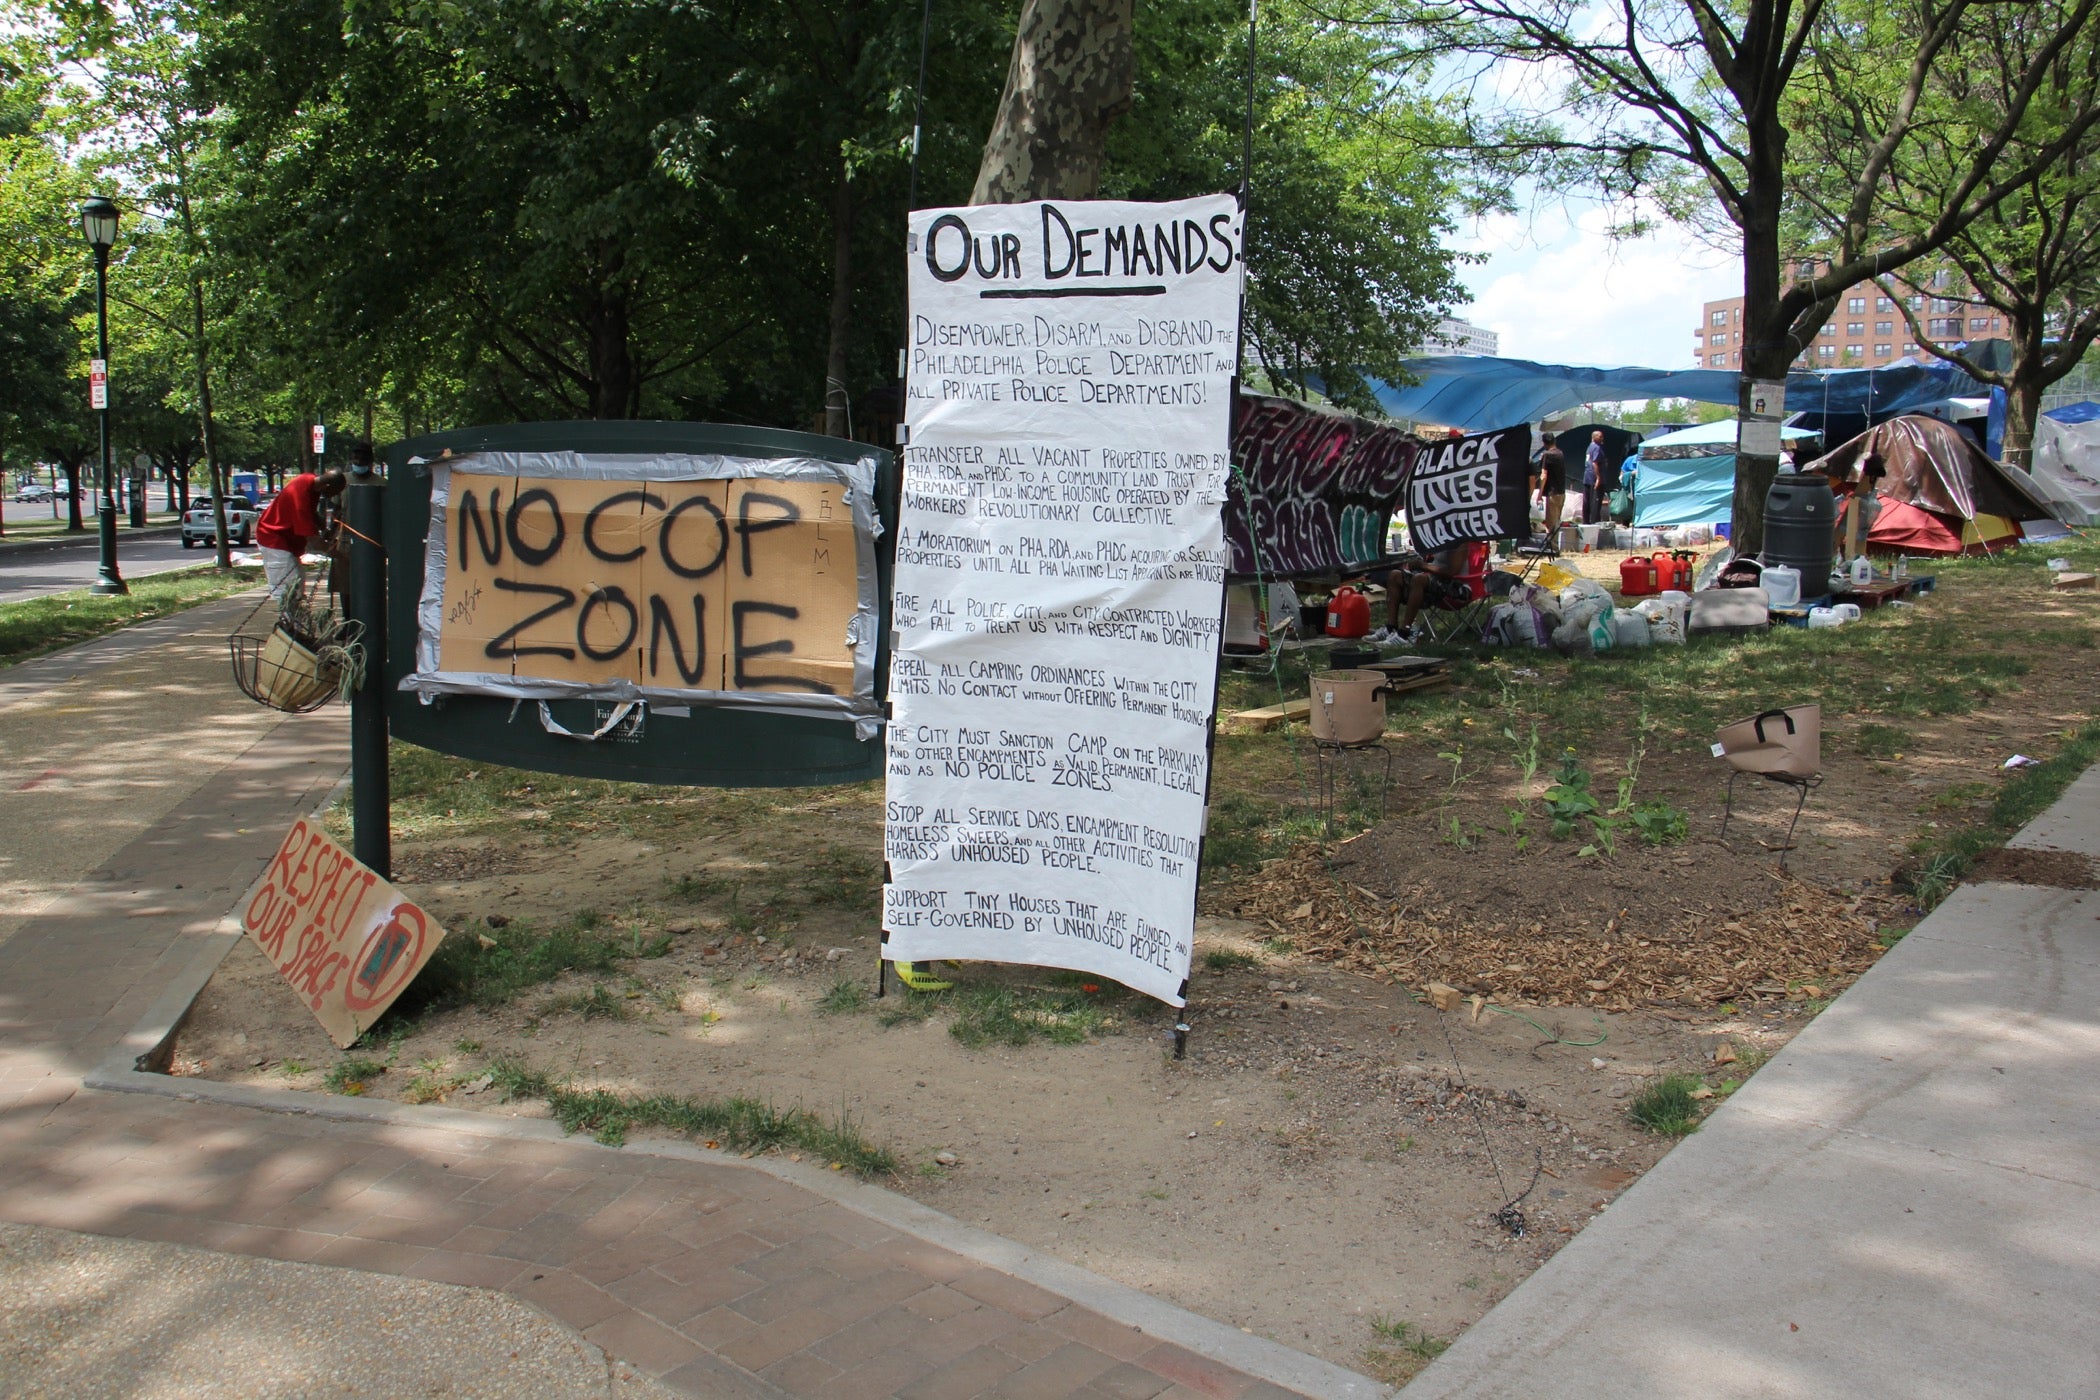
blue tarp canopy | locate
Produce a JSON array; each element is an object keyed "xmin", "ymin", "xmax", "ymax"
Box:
[
  {"xmin": 1361, "ymin": 347, "xmax": 2007, "ymax": 431},
  {"xmin": 2045, "ymin": 400, "xmax": 2100, "ymax": 425},
  {"xmin": 1627, "ymin": 420, "xmax": 1819, "ymax": 528}
]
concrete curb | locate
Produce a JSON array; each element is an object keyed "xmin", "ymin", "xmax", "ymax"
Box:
[{"xmin": 84, "ymin": 892, "xmax": 1389, "ymax": 1400}]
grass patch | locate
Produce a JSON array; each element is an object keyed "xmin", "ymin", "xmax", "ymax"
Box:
[
  {"xmin": 1362, "ymin": 1317, "xmax": 1451, "ymax": 1385},
  {"xmin": 0, "ymin": 564, "xmax": 262, "ymax": 667},
  {"xmin": 1899, "ymin": 716, "xmax": 2100, "ymax": 909},
  {"xmin": 323, "ymin": 1057, "xmax": 387, "ymax": 1096},
  {"xmin": 665, "ymin": 873, "xmax": 725, "ymax": 902},
  {"xmin": 483, "ymin": 1059, "xmax": 893, "ymax": 1174},
  {"xmin": 876, "ymin": 987, "xmax": 947, "ymax": 1027},
  {"xmin": 1203, "ymin": 948, "xmax": 1260, "ymax": 972},
  {"xmin": 540, "ymin": 983, "xmax": 629, "ymax": 1021},
  {"xmin": 386, "ymin": 910, "xmax": 671, "ymax": 1022},
  {"xmin": 948, "ymin": 985, "xmax": 1114, "ymax": 1048},
  {"xmin": 1854, "ymin": 722, "xmax": 1911, "ymax": 758},
  {"xmin": 1628, "ymin": 1074, "xmax": 1706, "ymax": 1135},
  {"xmin": 818, "ymin": 979, "xmax": 868, "ymax": 1015}
]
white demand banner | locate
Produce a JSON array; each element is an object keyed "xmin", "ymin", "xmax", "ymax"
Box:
[{"xmin": 882, "ymin": 194, "xmax": 1244, "ymax": 1007}]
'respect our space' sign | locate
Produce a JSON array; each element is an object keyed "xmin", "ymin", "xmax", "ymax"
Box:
[{"xmin": 883, "ymin": 195, "xmax": 1244, "ymax": 1007}]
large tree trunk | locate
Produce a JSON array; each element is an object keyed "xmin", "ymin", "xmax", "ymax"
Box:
[
  {"xmin": 824, "ymin": 163, "xmax": 856, "ymax": 438},
  {"xmin": 972, "ymin": 0, "xmax": 1135, "ymax": 203},
  {"xmin": 586, "ymin": 290, "xmax": 635, "ymax": 419},
  {"xmin": 1729, "ymin": 135, "xmax": 1791, "ymax": 561},
  {"xmin": 2003, "ymin": 368, "xmax": 2044, "ymax": 473}
]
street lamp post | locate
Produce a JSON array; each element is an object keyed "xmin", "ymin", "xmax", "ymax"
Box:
[{"xmin": 80, "ymin": 196, "xmax": 126, "ymax": 596}]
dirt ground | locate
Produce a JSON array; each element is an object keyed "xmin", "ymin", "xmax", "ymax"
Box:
[{"xmin": 178, "ymin": 542, "xmax": 2100, "ymax": 1381}]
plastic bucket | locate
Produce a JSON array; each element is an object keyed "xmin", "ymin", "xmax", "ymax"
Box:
[
  {"xmin": 1762, "ymin": 563, "xmax": 1801, "ymax": 609},
  {"xmin": 1309, "ymin": 670, "xmax": 1387, "ymax": 745}
]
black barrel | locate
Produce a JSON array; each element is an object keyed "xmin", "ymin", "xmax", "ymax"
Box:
[{"xmin": 1762, "ymin": 472, "xmax": 1836, "ymax": 589}]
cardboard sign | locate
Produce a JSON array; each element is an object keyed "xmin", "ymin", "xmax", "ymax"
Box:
[
  {"xmin": 241, "ymin": 818, "xmax": 446, "ymax": 1047},
  {"xmin": 430, "ymin": 470, "xmax": 859, "ymax": 698}
]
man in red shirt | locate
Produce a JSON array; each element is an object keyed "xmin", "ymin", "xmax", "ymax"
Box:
[{"xmin": 256, "ymin": 468, "xmax": 347, "ymax": 600}]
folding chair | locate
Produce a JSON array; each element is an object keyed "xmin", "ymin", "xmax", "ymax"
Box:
[
  {"xmin": 1420, "ymin": 542, "xmax": 1494, "ymax": 643},
  {"xmin": 1716, "ymin": 704, "xmax": 1823, "ymax": 869}
]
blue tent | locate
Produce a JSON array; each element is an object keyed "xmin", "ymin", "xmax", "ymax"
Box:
[
  {"xmin": 1354, "ymin": 345, "xmax": 2010, "ymax": 432},
  {"xmin": 1628, "ymin": 421, "xmax": 1821, "ymax": 528},
  {"xmin": 2046, "ymin": 400, "xmax": 2100, "ymax": 426}
]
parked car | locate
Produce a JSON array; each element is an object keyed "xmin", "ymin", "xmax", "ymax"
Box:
[
  {"xmin": 13, "ymin": 483, "xmax": 54, "ymax": 503},
  {"xmin": 180, "ymin": 498, "xmax": 258, "ymax": 548}
]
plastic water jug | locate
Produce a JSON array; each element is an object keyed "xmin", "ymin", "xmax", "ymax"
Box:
[
  {"xmin": 1850, "ymin": 556, "xmax": 1873, "ymax": 586},
  {"xmin": 1761, "ymin": 563, "xmax": 1801, "ymax": 609},
  {"xmin": 1325, "ymin": 586, "xmax": 1371, "ymax": 639},
  {"xmin": 1808, "ymin": 606, "xmax": 1845, "ymax": 628},
  {"xmin": 1835, "ymin": 602, "xmax": 1862, "ymax": 622}
]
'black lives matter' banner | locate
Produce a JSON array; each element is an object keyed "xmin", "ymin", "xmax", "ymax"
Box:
[{"xmin": 1404, "ymin": 427, "xmax": 1533, "ymax": 553}]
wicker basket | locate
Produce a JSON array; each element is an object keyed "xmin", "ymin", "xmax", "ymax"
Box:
[
  {"xmin": 228, "ymin": 573, "xmax": 360, "ymax": 714},
  {"xmin": 232, "ymin": 627, "xmax": 343, "ymax": 713}
]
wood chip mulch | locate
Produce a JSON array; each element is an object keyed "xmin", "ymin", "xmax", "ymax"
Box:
[{"xmin": 1230, "ymin": 846, "xmax": 1899, "ymax": 1011}]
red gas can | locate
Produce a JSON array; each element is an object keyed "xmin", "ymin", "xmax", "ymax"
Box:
[
  {"xmin": 1620, "ymin": 555, "xmax": 1661, "ymax": 597},
  {"xmin": 1654, "ymin": 550, "xmax": 1695, "ymax": 591},
  {"xmin": 1325, "ymin": 586, "xmax": 1371, "ymax": 639}
]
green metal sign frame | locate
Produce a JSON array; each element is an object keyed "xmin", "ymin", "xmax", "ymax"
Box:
[{"xmin": 383, "ymin": 421, "xmax": 895, "ymax": 787}]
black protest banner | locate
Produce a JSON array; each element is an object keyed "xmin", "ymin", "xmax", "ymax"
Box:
[
  {"xmin": 1404, "ymin": 427, "xmax": 1532, "ymax": 553},
  {"xmin": 1224, "ymin": 393, "xmax": 1417, "ymax": 577}
]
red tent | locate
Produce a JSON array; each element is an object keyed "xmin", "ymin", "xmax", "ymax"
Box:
[{"xmin": 1803, "ymin": 415, "xmax": 2048, "ymax": 556}]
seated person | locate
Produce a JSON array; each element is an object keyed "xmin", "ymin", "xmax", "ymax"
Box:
[{"xmin": 1375, "ymin": 543, "xmax": 1474, "ymax": 643}]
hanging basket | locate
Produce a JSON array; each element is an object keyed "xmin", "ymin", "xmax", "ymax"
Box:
[{"xmin": 229, "ymin": 573, "xmax": 364, "ymax": 714}]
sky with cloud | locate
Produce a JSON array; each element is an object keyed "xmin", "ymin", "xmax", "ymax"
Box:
[{"xmin": 1447, "ymin": 202, "xmax": 1742, "ymax": 371}]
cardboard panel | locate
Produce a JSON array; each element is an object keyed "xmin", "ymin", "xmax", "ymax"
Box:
[
  {"xmin": 724, "ymin": 478, "xmax": 857, "ymax": 696},
  {"xmin": 437, "ymin": 475, "xmax": 519, "ymax": 675},
  {"xmin": 241, "ymin": 817, "xmax": 448, "ymax": 1048},
  {"xmin": 503, "ymin": 478, "xmax": 647, "ymax": 687},
  {"xmin": 637, "ymin": 480, "xmax": 730, "ymax": 692}
]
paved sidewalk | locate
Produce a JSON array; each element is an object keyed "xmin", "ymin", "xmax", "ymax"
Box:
[
  {"xmin": 0, "ymin": 605, "xmax": 1369, "ymax": 1399},
  {"xmin": 1406, "ymin": 771, "xmax": 2100, "ymax": 1397}
]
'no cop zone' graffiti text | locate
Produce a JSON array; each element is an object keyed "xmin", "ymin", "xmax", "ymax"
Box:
[{"xmin": 435, "ymin": 474, "xmax": 861, "ymax": 697}]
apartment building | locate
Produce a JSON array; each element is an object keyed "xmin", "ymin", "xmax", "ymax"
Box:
[
  {"xmin": 1424, "ymin": 316, "xmax": 1501, "ymax": 357},
  {"xmin": 1693, "ymin": 265, "xmax": 2009, "ymax": 372}
]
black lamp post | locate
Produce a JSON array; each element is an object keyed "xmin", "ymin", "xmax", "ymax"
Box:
[{"xmin": 80, "ymin": 195, "xmax": 126, "ymax": 596}]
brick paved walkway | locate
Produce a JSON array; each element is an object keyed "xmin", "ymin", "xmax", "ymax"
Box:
[{"xmin": 0, "ymin": 606, "xmax": 1375, "ymax": 1400}]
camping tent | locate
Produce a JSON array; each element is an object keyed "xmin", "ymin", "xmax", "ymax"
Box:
[
  {"xmin": 1803, "ymin": 414, "xmax": 2053, "ymax": 554},
  {"xmin": 2031, "ymin": 404, "xmax": 2100, "ymax": 526},
  {"xmin": 1626, "ymin": 420, "xmax": 1820, "ymax": 528}
]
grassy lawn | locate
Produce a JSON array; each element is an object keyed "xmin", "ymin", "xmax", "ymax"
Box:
[
  {"xmin": 1208, "ymin": 534, "xmax": 2100, "ymax": 902},
  {"xmin": 0, "ymin": 564, "xmax": 263, "ymax": 668}
]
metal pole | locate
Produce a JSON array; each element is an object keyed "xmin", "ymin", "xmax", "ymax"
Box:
[
  {"xmin": 90, "ymin": 249, "xmax": 125, "ymax": 596},
  {"xmin": 345, "ymin": 471, "xmax": 390, "ymax": 877}
]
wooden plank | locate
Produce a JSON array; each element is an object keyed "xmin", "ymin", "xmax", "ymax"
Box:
[
  {"xmin": 1379, "ymin": 672, "xmax": 1451, "ymax": 697},
  {"xmin": 2052, "ymin": 571, "xmax": 2096, "ymax": 591},
  {"xmin": 1226, "ymin": 697, "xmax": 1311, "ymax": 731}
]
